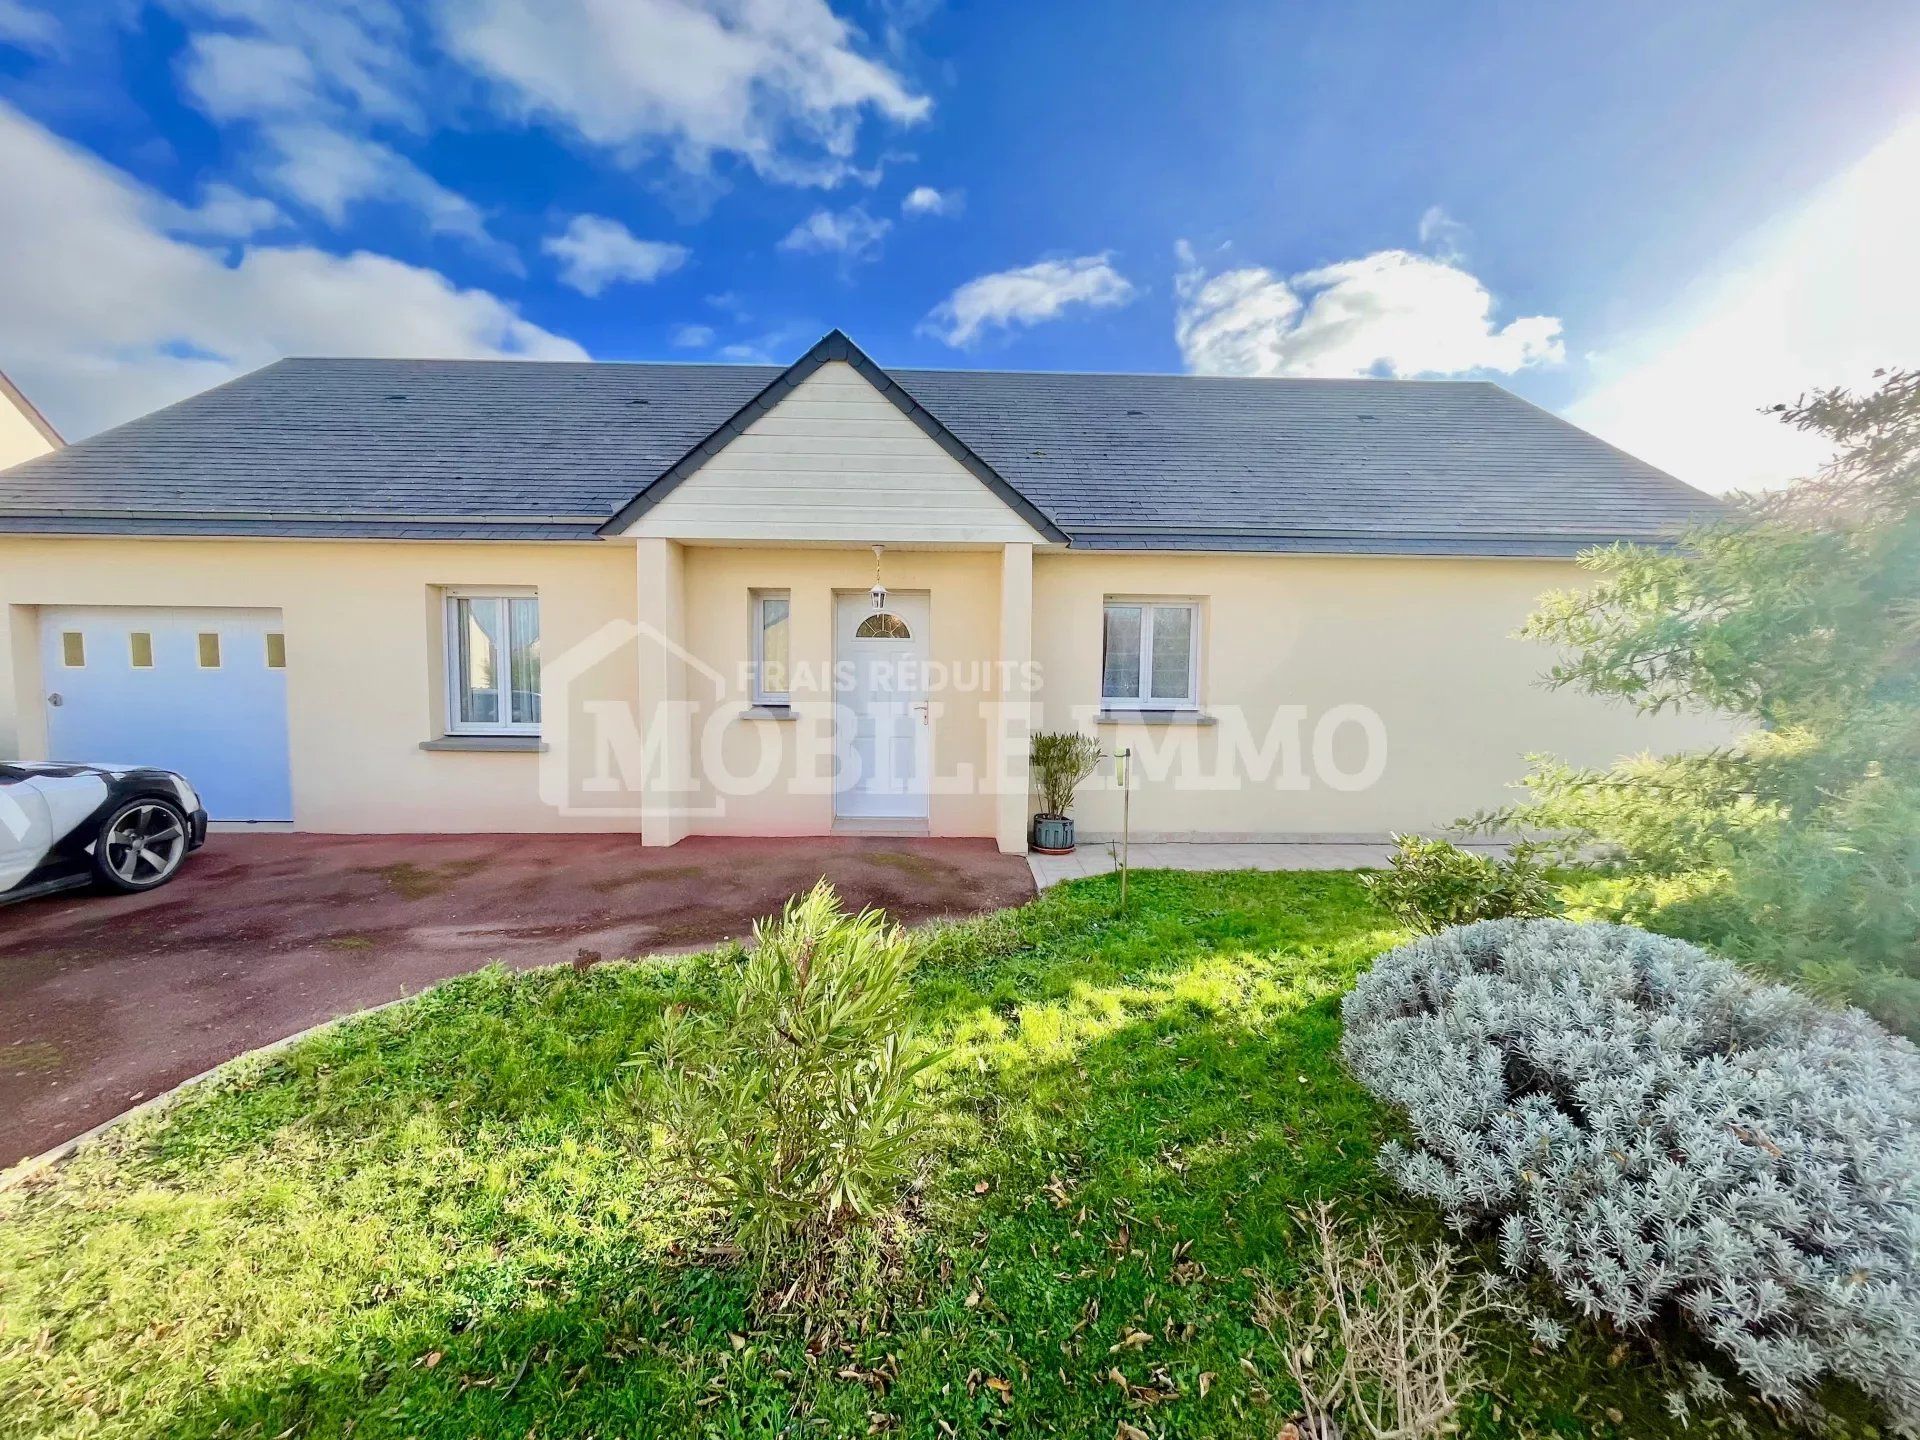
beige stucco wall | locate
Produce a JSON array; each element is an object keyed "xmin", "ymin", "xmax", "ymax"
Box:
[
  {"xmin": 0, "ymin": 535, "xmax": 1732, "ymax": 842},
  {"xmin": 0, "ymin": 536, "xmax": 638, "ymax": 832},
  {"xmin": 0, "ymin": 390, "xmax": 56, "ymax": 470},
  {"xmin": 1031, "ymin": 551, "xmax": 1731, "ymax": 838}
]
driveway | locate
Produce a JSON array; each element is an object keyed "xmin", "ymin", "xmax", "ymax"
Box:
[{"xmin": 0, "ymin": 832, "xmax": 1035, "ymax": 1166}]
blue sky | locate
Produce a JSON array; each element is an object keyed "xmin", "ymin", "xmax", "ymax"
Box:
[{"xmin": 2, "ymin": 0, "xmax": 1917, "ymax": 490}]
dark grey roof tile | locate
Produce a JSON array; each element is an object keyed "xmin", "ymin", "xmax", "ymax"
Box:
[{"xmin": 0, "ymin": 356, "xmax": 1719, "ymax": 549}]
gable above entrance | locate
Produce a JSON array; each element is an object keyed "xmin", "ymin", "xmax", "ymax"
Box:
[{"xmin": 600, "ymin": 330, "xmax": 1063, "ymax": 546}]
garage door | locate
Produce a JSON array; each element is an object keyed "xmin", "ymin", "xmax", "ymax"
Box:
[{"xmin": 41, "ymin": 607, "xmax": 293, "ymax": 822}]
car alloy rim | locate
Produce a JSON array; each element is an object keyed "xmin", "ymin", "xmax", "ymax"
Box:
[{"xmin": 105, "ymin": 803, "xmax": 187, "ymax": 884}]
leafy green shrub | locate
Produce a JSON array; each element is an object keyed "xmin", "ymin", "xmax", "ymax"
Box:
[
  {"xmin": 1491, "ymin": 369, "xmax": 1920, "ymax": 1029},
  {"xmin": 1030, "ymin": 730, "xmax": 1102, "ymax": 817},
  {"xmin": 1361, "ymin": 835, "xmax": 1561, "ymax": 934},
  {"xmin": 1343, "ymin": 918, "xmax": 1920, "ymax": 1429},
  {"xmin": 642, "ymin": 882, "xmax": 939, "ymax": 1276}
]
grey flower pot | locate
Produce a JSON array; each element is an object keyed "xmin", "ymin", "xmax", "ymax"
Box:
[{"xmin": 1031, "ymin": 813, "xmax": 1075, "ymax": 854}]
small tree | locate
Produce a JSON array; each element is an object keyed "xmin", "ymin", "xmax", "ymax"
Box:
[
  {"xmin": 1485, "ymin": 368, "xmax": 1920, "ymax": 1029},
  {"xmin": 643, "ymin": 882, "xmax": 939, "ymax": 1278},
  {"xmin": 1031, "ymin": 731, "xmax": 1103, "ymax": 818}
]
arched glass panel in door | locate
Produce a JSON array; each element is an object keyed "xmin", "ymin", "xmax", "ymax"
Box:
[{"xmin": 854, "ymin": 612, "xmax": 913, "ymax": 640}]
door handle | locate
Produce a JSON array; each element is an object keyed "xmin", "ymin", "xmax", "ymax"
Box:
[{"xmin": 46, "ymin": 692, "xmax": 62, "ymax": 707}]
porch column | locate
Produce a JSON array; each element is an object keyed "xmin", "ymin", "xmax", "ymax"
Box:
[
  {"xmin": 634, "ymin": 537, "xmax": 692, "ymax": 847},
  {"xmin": 995, "ymin": 541, "xmax": 1035, "ymax": 854}
]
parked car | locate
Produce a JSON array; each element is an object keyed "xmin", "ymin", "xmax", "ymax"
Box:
[{"xmin": 0, "ymin": 761, "xmax": 208, "ymax": 906}]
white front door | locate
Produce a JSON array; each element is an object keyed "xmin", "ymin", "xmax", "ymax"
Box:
[
  {"xmin": 834, "ymin": 591, "xmax": 930, "ymax": 819},
  {"xmin": 40, "ymin": 606, "xmax": 293, "ymax": 822}
]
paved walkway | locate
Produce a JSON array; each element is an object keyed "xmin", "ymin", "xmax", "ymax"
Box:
[{"xmin": 1028, "ymin": 839, "xmax": 1505, "ymax": 888}]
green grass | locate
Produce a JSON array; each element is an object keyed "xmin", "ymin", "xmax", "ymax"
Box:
[{"xmin": 0, "ymin": 872, "xmax": 1880, "ymax": 1439}]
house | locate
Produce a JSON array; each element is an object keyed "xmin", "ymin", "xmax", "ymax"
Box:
[
  {"xmin": 0, "ymin": 330, "xmax": 1726, "ymax": 852},
  {"xmin": 0, "ymin": 370, "xmax": 61, "ymax": 471}
]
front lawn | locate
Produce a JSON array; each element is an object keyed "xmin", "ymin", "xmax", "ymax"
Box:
[{"xmin": 0, "ymin": 872, "xmax": 1873, "ymax": 1438}]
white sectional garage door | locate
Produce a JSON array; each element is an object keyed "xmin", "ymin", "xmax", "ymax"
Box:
[{"xmin": 40, "ymin": 607, "xmax": 293, "ymax": 822}]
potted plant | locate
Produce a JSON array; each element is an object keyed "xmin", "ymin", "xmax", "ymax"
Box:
[{"xmin": 1030, "ymin": 731, "xmax": 1103, "ymax": 854}]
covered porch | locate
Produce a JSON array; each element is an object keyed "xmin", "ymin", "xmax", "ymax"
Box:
[{"xmin": 615, "ymin": 537, "xmax": 1039, "ymax": 853}]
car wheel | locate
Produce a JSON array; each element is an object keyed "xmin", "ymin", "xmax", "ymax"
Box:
[{"xmin": 92, "ymin": 797, "xmax": 192, "ymax": 893}]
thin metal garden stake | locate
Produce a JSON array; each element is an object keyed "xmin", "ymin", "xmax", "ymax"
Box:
[{"xmin": 1117, "ymin": 746, "xmax": 1131, "ymax": 915}]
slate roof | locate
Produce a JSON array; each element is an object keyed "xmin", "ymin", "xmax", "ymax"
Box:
[{"xmin": 0, "ymin": 342, "xmax": 1719, "ymax": 553}]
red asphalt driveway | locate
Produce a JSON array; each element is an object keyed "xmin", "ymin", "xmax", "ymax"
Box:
[{"xmin": 0, "ymin": 832, "xmax": 1035, "ymax": 1166}]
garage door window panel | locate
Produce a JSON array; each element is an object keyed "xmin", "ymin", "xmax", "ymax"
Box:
[{"xmin": 447, "ymin": 593, "xmax": 540, "ymax": 734}]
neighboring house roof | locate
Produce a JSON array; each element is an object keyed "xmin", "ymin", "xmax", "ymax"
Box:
[
  {"xmin": 0, "ymin": 330, "xmax": 1718, "ymax": 552},
  {"xmin": 0, "ymin": 368, "xmax": 63, "ymax": 454}
]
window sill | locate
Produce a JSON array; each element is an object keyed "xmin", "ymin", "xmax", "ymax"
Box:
[
  {"xmin": 1095, "ymin": 710, "xmax": 1216, "ymax": 726},
  {"xmin": 740, "ymin": 704, "xmax": 797, "ymax": 721},
  {"xmin": 419, "ymin": 735, "xmax": 547, "ymax": 753}
]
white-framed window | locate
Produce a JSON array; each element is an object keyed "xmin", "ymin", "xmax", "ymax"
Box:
[
  {"xmin": 445, "ymin": 589, "xmax": 541, "ymax": 734},
  {"xmin": 1101, "ymin": 599, "xmax": 1199, "ymax": 710},
  {"xmin": 752, "ymin": 590, "xmax": 791, "ymax": 705}
]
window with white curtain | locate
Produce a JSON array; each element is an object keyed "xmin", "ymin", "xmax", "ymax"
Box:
[
  {"xmin": 1101, "ymin": 600, "xmax": 1198, "ymax": 709},
  {"xmin": 752, "ymin": 591, "xmax": 790, "ymax": 705},
  {"xmin": 445, "ymin": 591, "xmax": 541, "ymax": 733}
]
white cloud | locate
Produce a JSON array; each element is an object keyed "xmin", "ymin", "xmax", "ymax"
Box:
[
  {"xmin": 901, "ymin": 184, "xmax": 959, "ymax": 217},
  {"xmin": 178, "ymin": 32, "xmax": 320, "ymax": 120},
  {"xmin": 166, "ymin": 0, "xmax": 420, "ymax": 126},
  {"xmin": 1416, "ymin": 204, "xmax": 1468, "ymax": 262},
  {"xmin": 543, "ymin": 214, "xmax": 690, "ymax": 295},
  {"xmin": 0, "ymin": 102, "xmax": 582, "ymax": 440},
  {"xmin": 777, "ymin": 205, "xmax": 890, "ymax": 262},
  {"xmin": 1173, "ymin": 240, "xmax": 1562, "ymax": 379},
  {"xmin": 252, "ymin": 123, "xmax": 517, "ymax": 268},
  {"xmin": 671, "ymin": 323, "xmax": 715, "ymax": 348},
  {"xmin": 0, "ymin": 0, "xmax": 61, "ymax": 54},
  {"xmin": 713, "ymin": 323, "xmax": 812, "ymax": 365},
  {"xmin": 167, "ymin": 2, "xmax": 513, "ymax": 262},
  {"xmin": 436, "ymin": 0, "xmax": 929, "ymax": 185},
  {"xmin": 163, "ymin": 182, "xmax": 287, "ymax": 239},
  {"xmin": 922, "ymin": 253, "xmax": 1137, "ymax": 347},
  {"xmin": 1567, "ymin": 117, "xmax": 1920, "ymax": 493}
]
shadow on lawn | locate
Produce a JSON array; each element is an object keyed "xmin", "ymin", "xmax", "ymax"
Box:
[
  {"xmin": 145, "ymin": 874, "xmax": 1421, "ymax": 1439},
  {"xmin": 28, "ymin": 869, "xmax": 1842, "ymax": 1440},
  {"xmin": 45, "ymin": 875, "xmax": 1397, "ymax": 1436},
  {"xmin": 133, "ymin": 871, "xmax": 1385, "ymax": 1167}
]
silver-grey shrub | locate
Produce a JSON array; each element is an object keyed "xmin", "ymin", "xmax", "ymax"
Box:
[{"xmin": 1341, "ymin": 918, "xmax": 1920, "ymax": 1432}]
